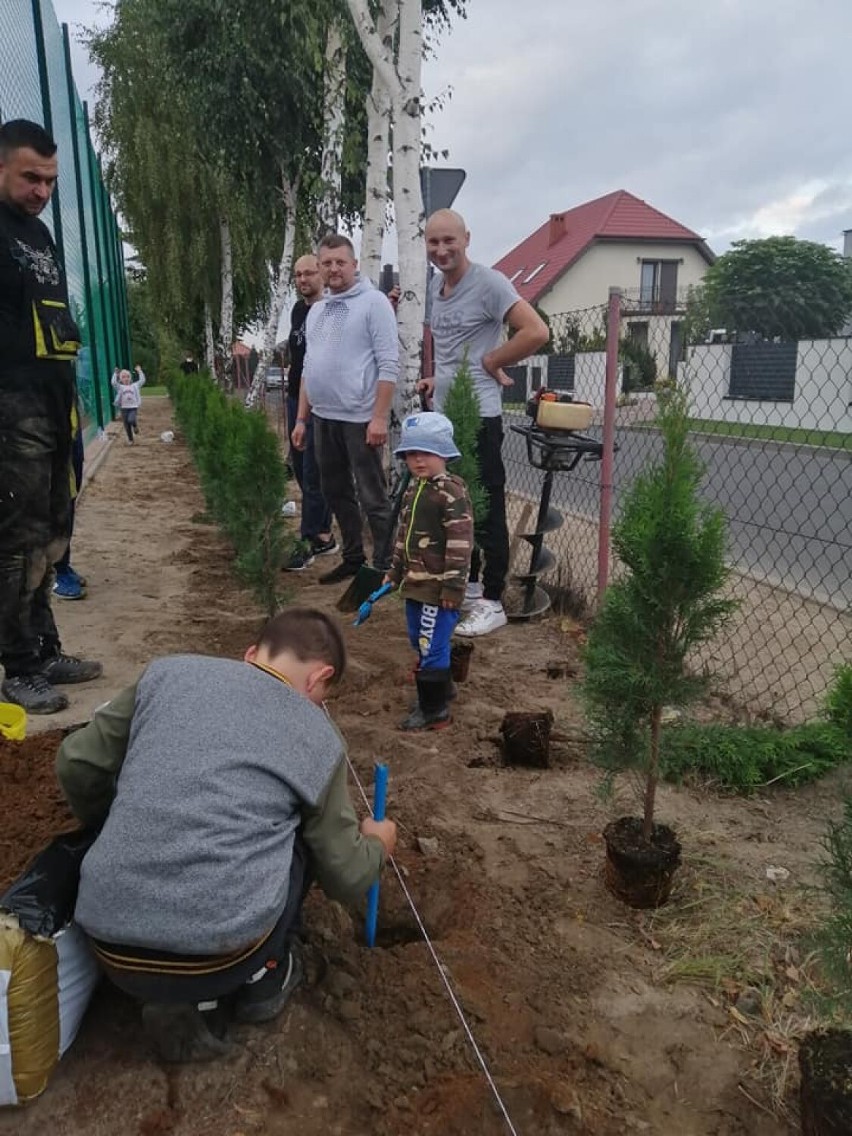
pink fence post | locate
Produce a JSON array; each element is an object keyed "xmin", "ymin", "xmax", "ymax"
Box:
[{"xmin": 597, "ymin": 286, "xmax": 622, "ymax": 604}]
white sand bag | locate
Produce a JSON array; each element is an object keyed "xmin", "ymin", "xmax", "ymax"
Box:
[{"xmin": 0, "ymin": 918, "xmax": 98, "ymax": 1106}]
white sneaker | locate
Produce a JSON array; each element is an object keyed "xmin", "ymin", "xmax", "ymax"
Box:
[
  {"xmin": 461, "ymin": 582, "xmax": 484, "ymax": 614},
  {"xmin": 455, "ymin": 599, "xmax": 507, "ymax": 638}
]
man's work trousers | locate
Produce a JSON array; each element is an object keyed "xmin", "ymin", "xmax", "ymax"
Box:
[{"xmin": 0, "ymin": 387, "xmax": 72, "ymax": 677}]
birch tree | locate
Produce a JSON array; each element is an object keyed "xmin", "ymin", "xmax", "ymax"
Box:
[
  {"xmin": 358, "ymin": 1, "xmax": 394, "ymax": 284},
  {"xmin": 345, "ymin": 0, "xmax": 466, "ymax": 410},
  {"xmin": 317, "ymin": 20, "xmax": 348, "ymax": 239},
  {"xmin": 346, "ymin": 0, "xmax": 425, "ymax": 411}
]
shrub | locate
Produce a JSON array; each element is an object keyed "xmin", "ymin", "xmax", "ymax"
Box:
[
  {"xmin": 661, "ymin": 719, "xmax": 850, "ymax": 792},
  {"xmin": 620, "ymin": 338, "xmax": 657, "ymax": 392},
  {"xmin": 441, "ymin": 352, "xmax": 488, "ymax": 523},
  {"xmin": 660, "ymin": 665, "xmax": 852, "ymax": 792},
  {"xmin": 168, "ymin": 370, "xmax": 288, "ymax": 613},
  {"xmin": 813, "ymin": 799, "xmax": 852, "ymax": 1016},
  {"xmin": 825, "ymin": 663, "xmax": 852, "ymax": 739}
]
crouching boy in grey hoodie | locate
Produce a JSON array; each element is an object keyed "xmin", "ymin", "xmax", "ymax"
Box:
[{"xmin": 57, "ymin": 607, "xmax": 397, "ymax": 1063}]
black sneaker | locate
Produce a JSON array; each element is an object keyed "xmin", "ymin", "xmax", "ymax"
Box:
[
  {"xmin": 283, "ymin": 542, "xmax": 315, "ymax": 572},
  {"xmin": 318, "ymin": 559, "xmax": 364, "ymax": 585},
  {"xmin": 1, "ymin": 673, "xmax": 69, "ymax": 714},
  {"xmin": 141, "ymin": 1002, "xmax": 232, "ymax": 1063},
  {"xmin": 234, "ymin": 948, "xmax": 304, "ymax": 1024},
  {"xmin": 311, "ymin": 535, "xmax": 339, "ymax": 558},
  {"xmin": 41, "ymin": 653, "xmax": 103, "ymax": 685}
]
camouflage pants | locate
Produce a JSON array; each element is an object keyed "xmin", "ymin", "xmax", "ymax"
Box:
[{"xmin": 0, "ymin": 386, "xmax": 72, "ymax": 676}]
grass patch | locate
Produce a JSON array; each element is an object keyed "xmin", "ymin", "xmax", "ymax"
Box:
[
  {"xmin": 644, "ymin": 849, "xmax": 826, "ymax": 1118},
  {"xmin": 686, "ymin": 419, "xmax": 852, "ymax": 451},
  {"xmin": 142, "ymin": 384, "xmax": 169, "ymax": 397}
]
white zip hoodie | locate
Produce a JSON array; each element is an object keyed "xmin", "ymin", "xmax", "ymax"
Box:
[{"xmin": 303, "ymin": 276, "xmax": 399, "ymax": 422}]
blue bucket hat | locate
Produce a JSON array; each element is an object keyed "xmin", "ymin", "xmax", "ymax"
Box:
[{"xmin": 394, "ymin": 412, "xmax": 461, "ymax": 460}]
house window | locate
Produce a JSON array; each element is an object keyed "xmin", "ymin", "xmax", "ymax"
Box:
[
  {"xmin": 522, "ymin": 262, "xmax": 547, "ymax": 284},
  {"xmin": 639, "ymin": 260, "xmax": 679, "ymax": 312}
]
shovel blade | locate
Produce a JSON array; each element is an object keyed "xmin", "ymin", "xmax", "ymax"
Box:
[{"xmin": 336, "ymin": 564, "xmax": 385, "ymax": 613}]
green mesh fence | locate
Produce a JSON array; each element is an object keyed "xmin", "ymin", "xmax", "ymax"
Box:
[{"xmin": 0, "ymin": 0, "xmax": 128, "ymax": 440}]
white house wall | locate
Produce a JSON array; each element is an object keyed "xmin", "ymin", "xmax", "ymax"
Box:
[{"xmin": 536, "ymin": 241, "xmax": 710, "ymax": 314}]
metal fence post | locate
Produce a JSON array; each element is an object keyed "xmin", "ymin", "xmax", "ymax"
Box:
[
  {"xmin": 62, "ymin": 24, "xmax": 104, "ymax": 430},
  {"xmin": 597, "ymin": 286, "xmax": 621, "ymax": 604},
  {"xmin": 31, "ymin": 0, "xmax": 65, "ymax": 264},
  {"xmin": 84, "ymin": 101, "xmax": 116, "ymax": 406}
]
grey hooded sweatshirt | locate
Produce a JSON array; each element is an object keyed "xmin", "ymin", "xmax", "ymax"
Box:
[{"xmin": 303, "ymin": 276, "xmax": 399, "ymax": 422}]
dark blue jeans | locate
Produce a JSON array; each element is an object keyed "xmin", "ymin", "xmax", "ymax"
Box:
[{"xmin": 287, "ymin": 395, "xmax": 332, "ymax": 543}]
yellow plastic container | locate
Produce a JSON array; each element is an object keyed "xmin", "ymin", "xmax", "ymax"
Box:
[
  {"xmin": 0, "ymin": 702, "xmax": 27, "ymax": 741},
  {"xmin": 535, "ymin": 399, "xmax": 593, "ymax": 432}
]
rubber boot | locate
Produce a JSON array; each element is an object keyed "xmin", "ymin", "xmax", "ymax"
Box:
[
  {"xmin": 407, "ymin": 661, "xmax": 455, "ymax": 707},
  {"xmin": 400, "ymin": 668, "xmax": 452, "ymax": 731}
]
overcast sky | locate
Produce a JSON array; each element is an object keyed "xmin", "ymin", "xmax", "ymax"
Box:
[{"xmin": 53, "ymin": 0, "xmax": 852, "ymax": 267}]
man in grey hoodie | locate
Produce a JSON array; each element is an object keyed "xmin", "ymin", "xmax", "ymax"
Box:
[{"xmin": 291, "ymin": 234, "xmax": 399, "ymax": 584}]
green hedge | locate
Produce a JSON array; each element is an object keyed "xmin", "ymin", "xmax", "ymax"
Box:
[
  {"xmin": 660, "ymin": 663, "xmax": 852, "ymax": 792},
  {"xmin": 661, "ymin": 720, "xmax": 849, "ymax": 791},
  {"xmin": 168, "ymin": 371, "xmax": 288, "ymax": 613}
]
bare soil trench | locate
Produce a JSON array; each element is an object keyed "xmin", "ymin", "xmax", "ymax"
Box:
[{"xmin": 1, "ymin": 397, "xmax": 847, "ymax": 1136}]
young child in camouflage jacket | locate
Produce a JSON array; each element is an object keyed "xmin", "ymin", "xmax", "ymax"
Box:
[{"xmin": 384, "ymin": 412, "xmax": 473, "ymax": 731}]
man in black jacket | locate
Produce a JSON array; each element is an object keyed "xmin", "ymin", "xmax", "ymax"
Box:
[{"xmin": 0, "ymin": 119, "xmax": 101, "ymax": 713}]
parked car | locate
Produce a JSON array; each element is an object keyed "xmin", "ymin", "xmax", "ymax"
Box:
[{"xmin": 265, "ymin": 366, "xmax": 284, "ymax": 390}]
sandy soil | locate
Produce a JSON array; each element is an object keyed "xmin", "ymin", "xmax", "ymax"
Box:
[{"xmin": 2, "ymin": 396, "xmax": 847, "ymax": 1135}]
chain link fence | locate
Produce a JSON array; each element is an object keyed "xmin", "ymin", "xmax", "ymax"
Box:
[
  {"xmin": 0, "ymin": 0, "xmax": 129, "ymax": 438},
  {"xmin": 502, "ymin": 296, "xmax": 851, "ymax": 725}
]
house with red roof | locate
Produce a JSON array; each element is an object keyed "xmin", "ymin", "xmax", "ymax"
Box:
[{"xmin": 494, "ymin": 190, "xmax": 715, "ymax": 383}]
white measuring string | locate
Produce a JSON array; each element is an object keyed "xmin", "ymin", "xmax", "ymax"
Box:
[{"xmin": 343, "ymin": 749, "xmax": 520, "ymax": 1136}]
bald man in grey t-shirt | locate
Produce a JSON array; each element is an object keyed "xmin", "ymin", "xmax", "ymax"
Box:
[{"xmin": 420, "ymin": 209, "xmax": 549, "ymax": 638}]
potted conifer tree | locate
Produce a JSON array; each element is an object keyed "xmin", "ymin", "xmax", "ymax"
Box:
[{"xmin": 583, "ymin": 384, "xmax": 737, "ymax": 907}]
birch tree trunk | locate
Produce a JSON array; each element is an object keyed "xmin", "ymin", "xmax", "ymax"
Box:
[
  {"xmin": 245, "ymin": 174, "xmax": 299, "ymax": 409},
  {"xmin": 317, "ymin": 21, "xmax": 347, "ymax": 239},
  {"xmin": 358, "ymin": 2, "xmax": 394, "ymax": 284},
  {"xmin": 203, "ymin": 300, "xmax": 215, "ymax": 374},
  {"xmin": 392, "ymin": 0, "xmax": 426, "ymax": 411},
  {"xmin": 217, "ymin": 214, "xmax": 234, "ymax": 389}
]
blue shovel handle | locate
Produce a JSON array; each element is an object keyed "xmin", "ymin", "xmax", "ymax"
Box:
[
  {"xmin": 353, "ymin": 581, "xmax": 393, "ymax": 627},
  {"xmin": 365, "ymin": 762, "xmax": 389, "ymax": 947}
]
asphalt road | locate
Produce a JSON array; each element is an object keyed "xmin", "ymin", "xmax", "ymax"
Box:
[{"xmin": 503, "ymin": 417, "xmax": 852, "ymax": 610}]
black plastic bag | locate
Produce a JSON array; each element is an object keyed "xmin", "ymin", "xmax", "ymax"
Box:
[{"xmin": 0, "ymin": 829, "xmax": 97, "ymax": 938}]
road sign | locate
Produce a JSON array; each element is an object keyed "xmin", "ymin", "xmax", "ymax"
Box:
[{"xmin": 420, "ymin": 168, "xmax": 466, "ymax": 218}]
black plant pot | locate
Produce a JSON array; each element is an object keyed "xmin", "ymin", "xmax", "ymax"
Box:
[
  {"xmin": 800, "ymin": 1028, "xmax": 852, "ymax": 1134},
  {"xmin": 603, "ymin": 816, "xmax": 681, "ymax": 909}
]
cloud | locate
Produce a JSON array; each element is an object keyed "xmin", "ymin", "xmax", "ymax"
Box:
[
  {"xmin": 423, "ymin": 0, "xmax": 852, "ymax": 263},
  {"xmin": 49, "ymin": 0, "xmax": 852, "ymax": 269}
]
